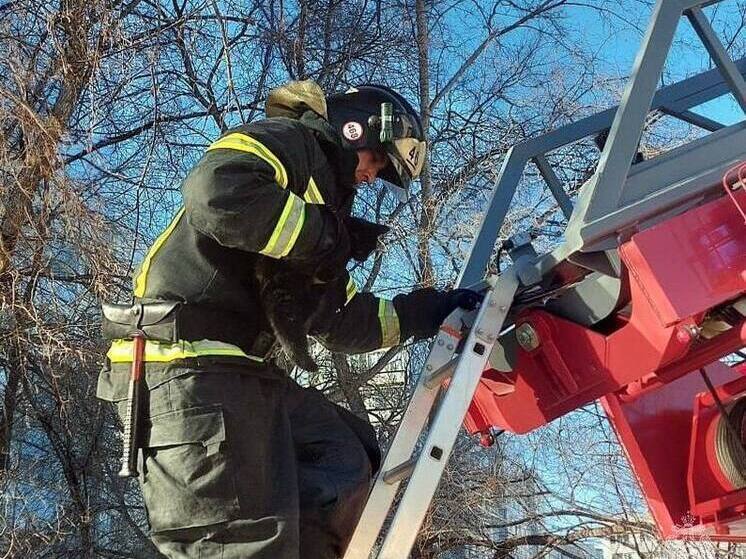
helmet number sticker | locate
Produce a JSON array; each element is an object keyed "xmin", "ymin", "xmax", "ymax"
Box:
[
  {"xmin": 407, "ymin": 145, "xmax": 420, "ymax": 169},
  {"xmin": 343, "ymin": 121, "xmax": 363, "ymax": 141}
]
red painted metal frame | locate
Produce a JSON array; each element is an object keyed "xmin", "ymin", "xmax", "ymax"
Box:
[
  {"xmin": 462, "ymin": 186, "xmax": 746, "ymax": 539},
  {"xmin": 686, "ymin": 371, "xmax": 746, "ymax": 536},
  {"xmin": 603, "ymin": 362, "xmax": 746, "ymax": 540},
  {"xmin": 465, "ymin": 188, "xmax": 746, "ymax": 435}
]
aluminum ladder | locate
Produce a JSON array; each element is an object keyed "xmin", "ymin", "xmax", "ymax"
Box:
[{"xmin": 343, "ymin": 270, "xmax": 519, "ymax": 559}]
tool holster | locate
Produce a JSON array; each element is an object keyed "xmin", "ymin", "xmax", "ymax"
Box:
[
  {"xmin": 102, "ymin": 300, "xmax": 180, "ymax": 343},
  {"xmin": 103, "ymin": 300, "xmax": 180, "ymax": 478}
]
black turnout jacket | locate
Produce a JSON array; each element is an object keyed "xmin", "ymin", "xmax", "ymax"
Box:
[{"xmin": 105, "ymin": 92, "xmax": 422, "ymax": 366}]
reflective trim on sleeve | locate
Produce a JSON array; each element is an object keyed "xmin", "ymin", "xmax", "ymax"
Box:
[
  {"xmin": 378, "ymin": 299, "xmax": 400, "ymax": 348},
  {"xmin": 260, "ymin": 192, "xmax": 306, "ymax": 258},
  {"xmin": 303, "ymin": 176, "xmax": 325, "ymax": 204},
  {"xmin": 345, "ymin": 277, "xmax": 357, "ymax": 305},
  {"xmin": 134, "ymin": 207, "xmax": 186, "ymax": 297},
  {"xmin": 206, "ymin": 132, "xmax": 289, "ymax": 188},
  {"xmin": 107, "ymin": 339, "xmax": 264, "ymax": 363}
]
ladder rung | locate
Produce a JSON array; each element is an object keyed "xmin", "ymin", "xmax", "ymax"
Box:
[
  {"xmin": 382, "ymin": 457, "xmax": 417, "ymax": 484},
  {"xmin": 424, "ymin": 357, "xmax": 458, "ymax": 389},
  {"xmin": 381, "ymin": 358, "xmax": 459, "ymax": 486}
]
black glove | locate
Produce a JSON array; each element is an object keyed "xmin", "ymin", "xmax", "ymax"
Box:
[
  {"xmin": 394, "ymin": 288, "xmax": 482, "ymax": 340},
  {"xmin": 344, "ymin": 216, "xmax": 390, "ymax": 262}
]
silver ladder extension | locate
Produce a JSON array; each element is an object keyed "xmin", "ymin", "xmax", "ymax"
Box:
[{"xmin": 343, "ymin": 270, "xmax": 519, "ymax": 559}]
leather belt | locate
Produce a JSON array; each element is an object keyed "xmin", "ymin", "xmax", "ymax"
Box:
[{"xmin": 101, "ymin": 300, "xmax": 277, "ymax": 360}]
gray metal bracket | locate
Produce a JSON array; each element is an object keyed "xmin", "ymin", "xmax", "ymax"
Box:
[{"xmin": 458, "ymin": 0, "xmax": 746, "ymax": 288}]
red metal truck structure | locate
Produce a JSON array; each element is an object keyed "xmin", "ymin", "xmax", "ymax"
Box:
[{"xmin": 460, "ymin": 1, "xmax": 746, "ymax": 541}]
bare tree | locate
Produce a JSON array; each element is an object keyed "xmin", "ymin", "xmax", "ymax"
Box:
[{"xmin": 1, "ymin": 0, "xmax": 744, "ymax": 556}]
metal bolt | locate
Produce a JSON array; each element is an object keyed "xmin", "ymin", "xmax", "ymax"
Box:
[
  {"xmin": 425, "ymin": 364, "xmax": 433, "ymax": 371},
  {"xmin": 676, "ymin": 327, "xmax": 691, "ymax": 343},
  {"xmin": 476, "ymin": 328, "xmax": 484, "ymax": 337},
  {"xmin": 479, "ymin": 432, "xmax": 495, "ymax": 447},
  {"xmin": 676, "ymin": 324, "xmax": 701, "ymax": 343},
  {"xmin": 488, "ymin": 300, "xmax": 496, "ymax": 307},
  {"xmin": 446, "ymin": 344, "xmax": 454, "ymax": 351},
  {"xmin": 515, "ymin": 323, "xmax": 540, "ymax": 351},
  {"xmin": 437, "ymin": 339, "xmax": 444, "ymax": 346},
  {"xmin": 499, "ymin": 306, "xmax": 507, "ymax": 312}
]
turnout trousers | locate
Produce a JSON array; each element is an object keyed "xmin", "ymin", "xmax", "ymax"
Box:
[{"xmin": 97, "ymin": 359, "xmax": 379, "ymax": 559}]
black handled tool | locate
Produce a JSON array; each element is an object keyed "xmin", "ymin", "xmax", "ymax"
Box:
[{"xmin": 118, "ymin": 331, "xmax": 146, "ymax": 478}]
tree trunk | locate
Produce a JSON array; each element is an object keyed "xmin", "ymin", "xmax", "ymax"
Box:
[
  {"xmin": 332, "ymin": 352, "xmax": 368, "ymax": 420},
  {"xmin": 414, "ymin": 0, "xmax": 434, "ymax": 286},
  {"xmin": 0, "ymin": 348, "xmax": 21, "ymax": 470}
]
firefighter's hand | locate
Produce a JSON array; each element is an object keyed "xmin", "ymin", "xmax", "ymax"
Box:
[
  {"xmin": 345, "ymin": 216, "xmax": 390, "ymax": 262},
  {"xmin": 395, "ymin": 288, "xmax": 482, "ymax": 340}
]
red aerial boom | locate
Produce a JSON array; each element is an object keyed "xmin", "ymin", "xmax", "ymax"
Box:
[
  {"xmin": 466, "ymin": 176, "xmax": 745, "ymax": 540},
  {"xmin": 344, "ymin": 3, "xmax": 746, "ymax": 556},
  {"xmin": 450, "ymin": 0, "xmax": 746, "ymax": 541}
]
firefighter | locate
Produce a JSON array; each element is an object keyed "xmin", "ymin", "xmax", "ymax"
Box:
[{"xmin": 97, "ymin": 81, "xmax": 479, "ymax": 559}]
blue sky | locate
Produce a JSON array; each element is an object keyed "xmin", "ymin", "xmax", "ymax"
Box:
[{"xmin": 572, "ymin": 1, "xmax": 745, "ymax": 124}]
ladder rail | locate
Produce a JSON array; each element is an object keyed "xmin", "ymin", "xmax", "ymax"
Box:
[{"xmin": 343, "ymin": 272, "xmax": 518, "ymax": 559}]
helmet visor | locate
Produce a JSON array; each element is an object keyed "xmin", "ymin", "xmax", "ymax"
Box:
[
  {"xmin": 378, "ymin": 138, "xmax": 427, "ymax": 200},
  {"xmin": 379, "ymin": 155, "xmax": 409, "ymax": 201},
  {"xmin": 392, "ymin": 137, "xmax": 426, "ymax": 179}
]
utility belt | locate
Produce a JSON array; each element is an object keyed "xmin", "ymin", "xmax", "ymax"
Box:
[
  {"xmin": 101, "ymin": 300, "xmax": 276, "ymax": 363},
  {"xmin": 102, "ymin": 299, "xmax": 276, "ymax": 478}
]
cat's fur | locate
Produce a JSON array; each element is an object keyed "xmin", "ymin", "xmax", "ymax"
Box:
[
  {"xmin": 256, "ymin": 216, "xmax": 390, "ymax": 371},
  {"xmin": 256, "ymin": 258, "xmax": 329, "ymax": 371}
]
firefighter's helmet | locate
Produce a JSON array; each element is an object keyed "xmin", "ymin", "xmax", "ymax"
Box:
[{"xmin": 327, "ymin": 85, "xmax": 426, "ymax": 199}]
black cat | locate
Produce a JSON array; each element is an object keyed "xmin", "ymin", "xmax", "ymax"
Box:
[{"xmin": 257, "ymin": 216, "xmax": 389, "ymax": 371}]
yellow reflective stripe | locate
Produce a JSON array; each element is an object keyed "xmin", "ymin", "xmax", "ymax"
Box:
[
  {"xmin": 303, "ymin": 176, "xmax": 324, "ymax": 204},
  {"xmin": 378, "ymin": 299, "xmax": 400, "ymax": 348},
  {"xmin": 260, "ymin": 192, "xmax": 306, "ymax": 258},
  {"xmin": 134, "ymin": 207, "xmax": 186, "ymax": 297},
  {"xmin": 107, "ymin": 339, "xmax": 263, "ymax": 363},
  {"xmin": 206, "ymin": 133, "xmax": 288, "ymax": 188},
  {"xmin": 345, "ymin": 277, "xmax": 357, "ymax": 305}
]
